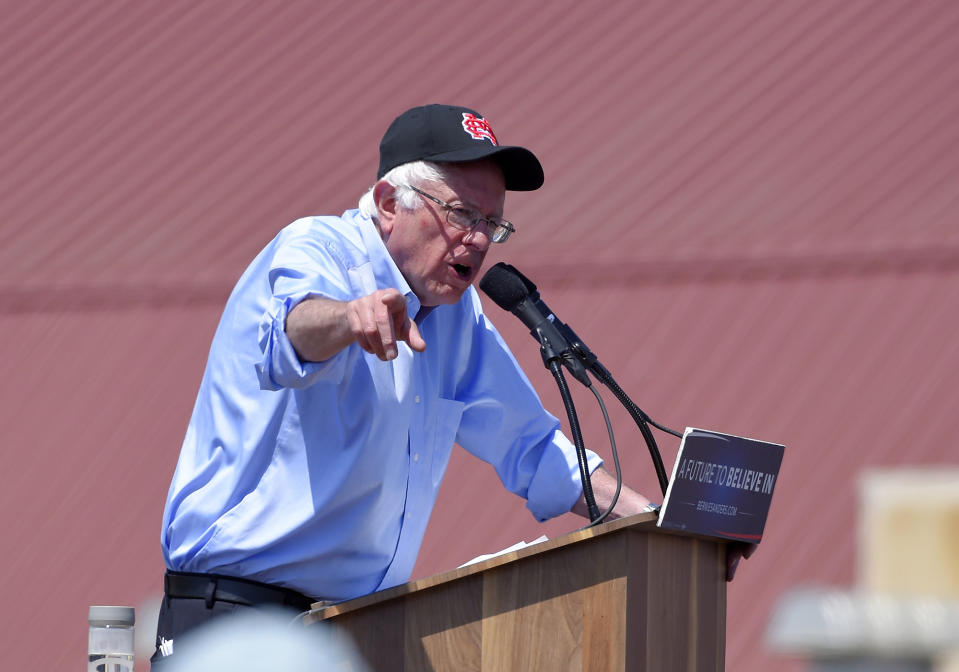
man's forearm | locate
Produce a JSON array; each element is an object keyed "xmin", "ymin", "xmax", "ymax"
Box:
[
  {"xmin": 286, "ymin": 297, "xmax": 356, "ymax": 363},
  {"xmin": 286, "ymin": 289, "xmax": 426, "ymax": 363},
  {"xmin": 571, "ymin": 466, "xmax": 655, "ymax": 520}
]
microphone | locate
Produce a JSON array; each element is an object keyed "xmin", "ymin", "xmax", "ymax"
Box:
[
  {"xmin": 481, "ymin": 262, "xmax": 673, "ymax": 498},
  {"xmin": 479, "ymin": 262, "xmax": 591, "ymax": 386}
]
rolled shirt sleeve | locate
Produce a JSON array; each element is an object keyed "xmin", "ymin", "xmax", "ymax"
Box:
[{"xmin": 252, "ymin": 219, "xmax": 360, "ymax": 391}]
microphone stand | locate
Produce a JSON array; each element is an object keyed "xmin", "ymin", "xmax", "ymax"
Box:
[
  {"xmin": 480, "ymin": 261, "xmax": 670, "ymax": 508},
  {"xmin": 534, "ymin": 332, "xmax": 601, "ymax": 523}
]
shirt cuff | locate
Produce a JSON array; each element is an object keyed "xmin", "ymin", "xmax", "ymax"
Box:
[
  {"xmin": 255, "ymin": 291, "xmax": 351, "ymax": 390},
  {"xmin": 524, "ymin": 431, "xmax": 604, "ymax": 522}
]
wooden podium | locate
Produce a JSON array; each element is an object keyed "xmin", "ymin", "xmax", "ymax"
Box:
[{"xmin": 305, "ymin": 513, "xmax": 727, "ymax": 671}]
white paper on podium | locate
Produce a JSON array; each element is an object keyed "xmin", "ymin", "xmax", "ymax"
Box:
[{"xmin": 457, "ymin": 535, "xmax": 549, "ymax": 568}]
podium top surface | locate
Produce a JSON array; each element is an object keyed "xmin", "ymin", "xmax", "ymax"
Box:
[{"xmin": 307, "ymin": 511, "xmax": 664, "ymax": 622}]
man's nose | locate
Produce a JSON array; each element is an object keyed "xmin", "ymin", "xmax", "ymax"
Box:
[{"xmin": 463, "ymin": 225, "xmax": 492, "ymax": 251}]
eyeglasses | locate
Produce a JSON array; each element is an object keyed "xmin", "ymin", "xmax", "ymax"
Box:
[{"xmin": 407, "ymin": 185, "xmax": 515, "ymax": 243}]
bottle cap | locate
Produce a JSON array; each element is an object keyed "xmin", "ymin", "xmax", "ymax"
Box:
[{"xmin": 89, "ymin": 606, "xmax": 135, "ymax": 627}]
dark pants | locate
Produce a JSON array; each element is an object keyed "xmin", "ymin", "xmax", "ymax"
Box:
[{"xmin": 150, "ymin": 571, "xmax": 315, "ymax": 669}]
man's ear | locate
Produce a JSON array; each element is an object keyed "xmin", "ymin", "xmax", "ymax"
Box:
[{"xmin": 373, "ymin": 181, "xmax": 398, "ymax": 235}]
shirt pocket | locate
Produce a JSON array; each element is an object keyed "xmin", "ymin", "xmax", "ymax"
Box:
[{"xmin": 429, "ymin": 397, "xmax": 464, "ymax": 488}]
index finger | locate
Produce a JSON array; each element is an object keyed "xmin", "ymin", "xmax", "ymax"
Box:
[
  {"xmin": 398, "ymin": 313, "xmax": 427, "ymax": 352},
  {"xmin": 373, "ymin": 292, "xmax": 406, "ymax": 360}
]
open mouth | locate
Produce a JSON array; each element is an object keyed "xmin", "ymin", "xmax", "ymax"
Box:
[{"xmin": 452, "ymin": 263, "xmax": 472, "ymax": 280}]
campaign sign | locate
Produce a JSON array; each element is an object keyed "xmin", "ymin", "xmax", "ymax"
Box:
[{"xmin": 656, "ymin": 428, "xmax": 785, "ymax": 542}]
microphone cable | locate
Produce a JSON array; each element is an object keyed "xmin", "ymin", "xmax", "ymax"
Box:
[
  {"xmin": 587, "ymin": 361, "xmax": 674, "ymax": 496},
  {"xmin": 547, "ymin": 359, "xmax": 600, "ymax": 522},
  {"xmin": 549, "ymin": 360, "xmax": 623, "ymax": 528},
  {"xmin": 582, "ymin": 382, "xmax": 623, "ymax": 528}
]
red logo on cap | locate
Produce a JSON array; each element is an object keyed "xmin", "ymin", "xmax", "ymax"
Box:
[{"xmin": 461, "ymin": 113, "xmax": 498, "ymax": 145}]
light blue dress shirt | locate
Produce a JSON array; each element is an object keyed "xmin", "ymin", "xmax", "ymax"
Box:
[{"xmin": 161, "ymin": 210, "xmax": 600, "ymax": 601}]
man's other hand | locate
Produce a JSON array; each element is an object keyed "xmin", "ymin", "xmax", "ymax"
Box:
[{"xmin": 726, "ymin": 542, "xmax": 757, "ymax": 581}]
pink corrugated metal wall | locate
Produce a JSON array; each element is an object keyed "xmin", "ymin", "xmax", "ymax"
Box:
[{"xmin": 2, "ymin": 2, "xmax": 957, "ymax": 669}]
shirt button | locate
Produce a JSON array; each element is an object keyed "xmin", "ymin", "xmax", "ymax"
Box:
[
  {"xmin": 413, "ymin": 453, "xmax": 420, "ymax": 462},
  {"xmin": 414, "ymin": 395, "xmax": 421, "ymax": 403}
]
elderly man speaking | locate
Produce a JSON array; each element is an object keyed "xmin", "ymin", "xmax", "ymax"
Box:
[{"xmin": 152, "ymin": 104, "xmax": 656, "ymax": 667}]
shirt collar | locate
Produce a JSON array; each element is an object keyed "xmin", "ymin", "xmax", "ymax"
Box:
[{"xmin": 349, "ymin": 209, "xmax": 423, "ymax": 319}]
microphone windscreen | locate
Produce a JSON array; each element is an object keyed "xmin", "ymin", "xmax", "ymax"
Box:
[
  {"xmin": 499, "ymin": 262, "xmax": 538, "ymax": 294},
  {"xmin": 479, "ymin": 262, "xmax": 530, "ymax": 311}
]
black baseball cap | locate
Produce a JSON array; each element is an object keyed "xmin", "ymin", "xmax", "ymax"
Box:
[{"xmin": 377, "ymin": 104, "xmax": 544, "ymax": 191}]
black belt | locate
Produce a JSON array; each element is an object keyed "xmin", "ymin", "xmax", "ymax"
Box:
[{"xmin": 164, "ymin": 570, "xmax": 315, "ymax": 612}]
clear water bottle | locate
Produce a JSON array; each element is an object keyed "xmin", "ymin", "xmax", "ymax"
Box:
[{"xmin": 88, "ymin": 606, "xmax": 135, "ymax": 672}]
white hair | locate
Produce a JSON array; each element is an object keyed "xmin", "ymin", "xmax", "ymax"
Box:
[{"xmin": 357, "ymin": 161, "xmax": 454, "ymax": 220}]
